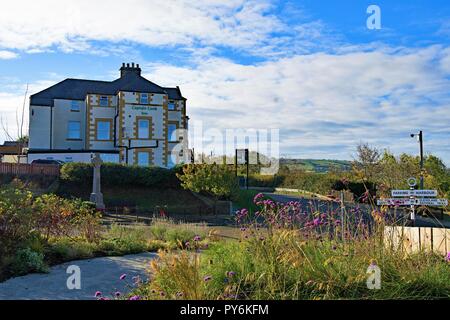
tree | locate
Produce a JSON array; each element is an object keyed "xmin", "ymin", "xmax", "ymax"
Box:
[
  {"xmin": 352, "ymin": 142, "xmax": 381, "ymax": 182},
  {"xmin": 177, "ymin": 164, "xmax": 239, "ymax": 200}
]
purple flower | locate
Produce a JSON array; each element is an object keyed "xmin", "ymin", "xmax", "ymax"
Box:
[
  {"xmin": 176, "ymin": 292, "xmax": 184, "ymax": 297},
  {"xmin": 119, "ymin": 274, "xmax": 127, "ymax": 280},
  {"xmin": 446, "ymin": 252, "xmax": 450, "ymax": 262},
  {"xmin": 193, "ymin": 235, "xmax": 201, "ymax": 242},
  {"xmin": 185, "ymin": 241, "xmax": 190, "ymax": 247},
  {"xmin": 226, "ymin": 271, "xmax": 236, "ymax": 278},
  {"xmin": 253, "ymin": 193, "xmax": 264, "ymax": 204},
  {"xmin": 115, "ymin": 291, "xmax": 121, "ymax": 297},
  {"xmin": 332, "ymin": 245, "xmax": 337, "ymax": 251},
  {"xmin": 204, "ymin": 275, "xmax": 212, "ymax": 282},
  {"xmin": 94, "ymin": 291, "xmax": 102, "ymax": 297},
  {"xmin": 313, "ymin": 218, "xmax": 320, "ymax": 226},
  {"xmin": 129, "ymin": 295, "xmax": 141, "ymax": 301},
  {"xmin": 160, "ymin": 291, "xmax": 166, "ymax": 297}
]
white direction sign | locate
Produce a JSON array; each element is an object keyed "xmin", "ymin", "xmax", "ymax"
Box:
[
  {"xmin": 377, "ymin": 198, "xmax": 414, "ymax": 206},
  {"xmin": 377, "ymin": 198, "xmax": 448, "ymax": 206},
  {"xmin": 391, "ymin": 190, "xmax": 438, "ymax": 197},
  {"xmin": 415, "ymin": 198, "xmax": 448, "ymax": 206}
]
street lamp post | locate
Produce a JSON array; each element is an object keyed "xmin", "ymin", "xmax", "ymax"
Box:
[{"xmin": 410, "ymin": 131, "xmax": 424, "ymax": 190}]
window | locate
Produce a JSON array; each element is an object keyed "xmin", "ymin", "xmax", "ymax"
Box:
[
  {"xmin": 137, "ymin": 152, "xmax": 149, "ymax": 166},
  {"xmin": 137, "ymin": 119, "xmax": 150, "ymax": 139},
  {"xmin": 67, "ymin": 121, "xmax": 81, "ymax": 139},
  {"xmin": 167, "ymin": 123, "xmax": 178, "ymax": 142},
  {"xmin": 71, "ymin": 101, "xmax": 80, "ymax": 111},
  {"xmin": 96, "ymin": 120, "xmax": 111, "ymax": 140},
  {"xmin": 168, "ymin": 102, "xmax": 176, "ymax": 110},
  {"xmin": 99, "ymin": 96, "xmax": 109, "ymax": 107},
  {"xmin": 140, "ymin": 93, "xmax": 149, "ymax": 105}
]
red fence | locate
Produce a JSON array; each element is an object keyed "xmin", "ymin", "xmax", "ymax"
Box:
[{"xmin": 0, "ymin": 163, "xmax": 60, "ymax": 177}]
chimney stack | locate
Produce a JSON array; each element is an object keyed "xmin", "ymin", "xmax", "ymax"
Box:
[{"xmin": 120, "ymin": 62, "xmax": 142, "ymax": 78}]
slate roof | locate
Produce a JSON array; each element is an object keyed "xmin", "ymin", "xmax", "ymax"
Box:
[{"xmin": 30, "ymin": 72, "xmax": 186, "ymax": 106}]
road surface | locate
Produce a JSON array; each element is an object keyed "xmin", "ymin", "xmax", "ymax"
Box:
[
  {"xmin": 0, "ymin": 252, "xmax": 156, "ymax": 300},
  {"xmin": 266, "ymin": 192, "xmax": 450, "ymax": 228}
]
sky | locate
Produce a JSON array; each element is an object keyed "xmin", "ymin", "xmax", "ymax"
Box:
[{"xmin": 0, "ymin": 0, "xmax": 449, "ymax": 163}]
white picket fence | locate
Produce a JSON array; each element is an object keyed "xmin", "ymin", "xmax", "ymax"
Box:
[{"xmin": 384, "ymin": 226, "xmax": 449, "ymax": 255}]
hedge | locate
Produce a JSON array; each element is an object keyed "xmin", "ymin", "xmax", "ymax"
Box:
[{"xmin": 60, "ymin": 163, "xmax": 183, "ymax": 189}]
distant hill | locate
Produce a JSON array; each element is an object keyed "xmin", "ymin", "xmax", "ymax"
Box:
[{"xmin": 280, "ymin": 158, "xmax": 352, "ymax": 173}]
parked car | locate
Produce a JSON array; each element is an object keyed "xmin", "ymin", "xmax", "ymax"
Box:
[{"xmin": 31, "ymin": 159, "xmax": 65, "ymax": 165}]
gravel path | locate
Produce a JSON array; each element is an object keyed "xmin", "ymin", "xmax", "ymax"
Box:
[{"xmin": 0, "ymin": 252, "xmax": 156, "ymax": 300}]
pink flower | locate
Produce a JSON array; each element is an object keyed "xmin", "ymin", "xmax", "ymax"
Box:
[
  {"xmin": 119, "ymin": 274, "xmax": 127, "ymax": 280},
  {"xmin": 446, "ymin": 252, "xmax": 450, "ymax": 262},
  {"xmin": 193, "ymin": 235, "xmax": 201, "ymax": 242},
  {"xmin": 204, "ymin": 275, "xmax": 212, "ymax": 282},
  {"xmin": 129, "ymin": 295, "xmax": 141, "ymax": 300},
  {"xmin": 94, "ymin": 291, "xmax": 102, "ymax": 297},
  {"xmin": 253, "ymin": 193, "xmax": 264, "ymax": 204},
  {"xmin": 226, "ymin": 271, "xmax": 236, "ymax": 278}
]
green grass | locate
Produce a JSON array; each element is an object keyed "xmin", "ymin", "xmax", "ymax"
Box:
[
  {"xmin": 57, "ymin": 183, "xmax": 207, "ymax": 214},
  {"xmin": 233, "ymin": 189, "xmax": 261, "ymax": 213},
  {"xmin": 134, "ymin": 229, "xmax": 450, "ymax": 300}
]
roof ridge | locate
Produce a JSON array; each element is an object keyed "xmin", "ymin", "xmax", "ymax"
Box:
[{"xmin": 65, "ymin": 78, "xmax": 117, "ymax": 83}]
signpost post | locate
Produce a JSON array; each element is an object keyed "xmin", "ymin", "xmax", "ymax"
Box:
[
  {"xmin": 236, "ymin": 149, "xmax": 249, "ymax": 190},
  {"xmin": 376, "ymin": 177, "xmax": 448, "ymax": 226}
]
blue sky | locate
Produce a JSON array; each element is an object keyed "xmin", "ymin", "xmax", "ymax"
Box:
[{"xmin": 0, "ymin": 0, "xmax": 449, "ymax": 163}]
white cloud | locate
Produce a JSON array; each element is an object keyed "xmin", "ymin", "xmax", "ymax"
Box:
[
  {"xmin": 0, "ymin": 50, "xmax": 18, "ymax": 59},
  {"xmin": 0, "ymin": 80, "xmax": 56, "ymax": 142},
  {"xmin": 143, "ymin": 46, "xmax": 450, "ymax": 162},
  {"xmin": 0, "ymin": 0, "xmax": 290, "ymax": 55}
]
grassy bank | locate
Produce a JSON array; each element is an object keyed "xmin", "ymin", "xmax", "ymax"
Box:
[
  {"xmin": 129, "ymin": 194, "xmax": 450, "ymax": 300},
  {"xmin": 57, "ymin": 184, "xmax": 209, "ymax": 214}
]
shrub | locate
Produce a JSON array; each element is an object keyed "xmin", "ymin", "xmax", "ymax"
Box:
[
  {"xmin": 177, "ymin": 164, "xmax": 239, "ymax": 200},
  {"xmin": 11, "ymin": 248, "xmax": 48, "ymax": 275},
  {"xmin": 60, "ymin": 162, "xmax": 181, "ymax": 189},
  {"xmin": 46, "ymin": 238, "xmax": 95, "ymax": 263},
  {"xmin": 0, "ymin": 186, "xmax": 35, "ymax": 259},
  {"xmin": 33, "ymin": 194, "xmax": 76, "ymax": 240},
  {"xmin": 70, "ymin": 200, "xmax": 102, "ymax": 242}
]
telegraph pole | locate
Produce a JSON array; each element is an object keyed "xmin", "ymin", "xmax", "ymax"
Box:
[
  {"xmin": 419, "ymin": 131, "xmax": 424, "ymax": 190},
  {"xmin": 410, "ymin": 130, "xmax": 424, "ymax": 190}
]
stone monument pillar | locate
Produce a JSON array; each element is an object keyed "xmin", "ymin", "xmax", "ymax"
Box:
[{"xmin": 90, "ymin": 153, "xmax": 105, "ymax": 210}]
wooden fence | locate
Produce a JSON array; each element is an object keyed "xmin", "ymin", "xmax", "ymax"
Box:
[
  {"xmin": 384, "ymin": 226, "xmax": 449, "ymax": 255},
  {"xmin": 0, "ymin": 163, "xmax": 60, "ymax": 177}
]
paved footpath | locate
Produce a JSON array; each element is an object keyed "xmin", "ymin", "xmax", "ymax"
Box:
[{"xmin": 0, "ymin": 252, "xmax": 156, "ymax": 300}]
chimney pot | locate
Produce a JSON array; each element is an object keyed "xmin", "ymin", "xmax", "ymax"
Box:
[{"xmin": 120, "ymin": 62, "xmax": 141, "ymax": 77}]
